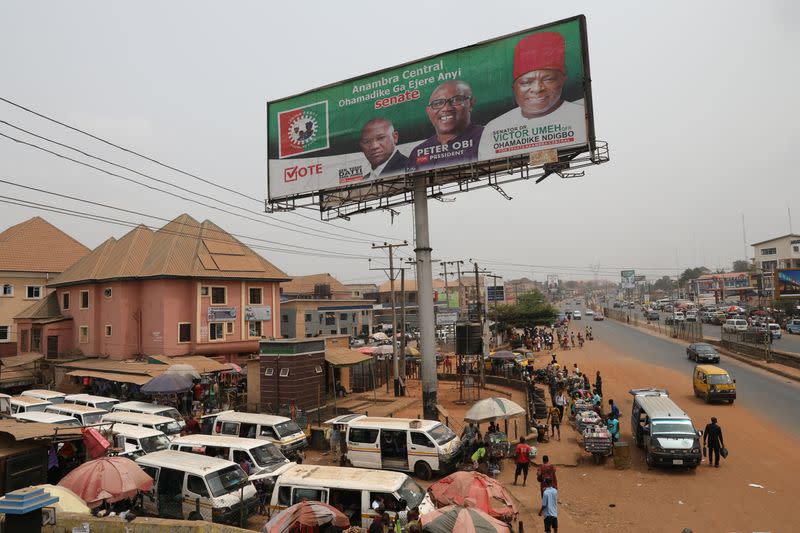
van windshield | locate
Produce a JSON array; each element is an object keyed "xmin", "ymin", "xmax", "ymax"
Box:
[
  {"xmin": 250, "ymin": 444, "xmax": 286, "ymax": 467},
  {"xmin": 55, "ymin": 418, "xmax": 81, "ymax": 427},
  {"xmin": 274, "ymin": 421, "xmax": 302, "ymax": 438},
  {"xmin": 95, "ymin": 402, "xmax": 117, "ymax": 412},
  {"xmin": 397, "ymin": 477, "xmax": 425, "ymax": 509},
  {"xmin": 206, "ymin": 465, "xmax": 248, "ymax": 497},
  {"xmin": 157, "ymin": 408, "xmax": 184, "ymax": 423},
  {"xmin": 708, "ymin": 374, "xmax": 732, "ymax": 385},
  {"xmin": 651, "ymin": 419, "xmax": 696, "ymax": 436},
  {"xmin": 27, "ymin": 404, "xmax": 49, "ymax": 413},
  {"xmin": 82, "ymin": 412, "xmax": 104, "ymax": 425},
  {"xmin": 139, "ymin": 434, "xmax": 170, "ymax": 453},
  {"xmin": 155, "ymin": 421, "xmax": 182, "ymax": 436},
  {"xmin": 428, "ymin": 424, "xmax": 457, "ymax": 445}
]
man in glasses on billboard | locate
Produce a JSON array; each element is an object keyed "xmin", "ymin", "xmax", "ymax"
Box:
[
  {"xmin": 478, "ymin": 32, "xmax": 586, "ymax": 161},
  {"xmin": 407, "ymin": 80, "xmax": 483, "ymax": 171},
  {"xmin": 359, "ymin": 118, "xmax": 409, "ymax": 179}
]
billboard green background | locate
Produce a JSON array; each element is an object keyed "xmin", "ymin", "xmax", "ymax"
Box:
[{"xmin": 267, "ymin": 17, "xmax": 586, "ymax": 159}]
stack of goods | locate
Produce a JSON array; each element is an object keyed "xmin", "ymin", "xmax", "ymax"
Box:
[
  {"xmin": 575, "ymin": 410, "xmax": 602, "ymax": 434},
  {"xmin": 572, "ymin": 398, "xmax": 594, "ymax": 417},
  {"xmin": 566, "ymin": 375, "xmax": 584, "ymax": 393},
  {"xmin": 583, "ymin": 425, "xmax": 612, "ymax": 455}
]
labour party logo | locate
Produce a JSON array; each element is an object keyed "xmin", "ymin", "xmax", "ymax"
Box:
[{"xmin": 278, "ymin": 101, "xmax": 330, "ymax": 158}]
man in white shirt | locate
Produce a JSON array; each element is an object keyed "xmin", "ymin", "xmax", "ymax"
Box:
[
  {"xmin": 479, "ymin": 31, "xmax": 587, "ymax": 161},
  {"xmin": 359, "ymin": 118, "xmax": 408, "ymax": 179}
]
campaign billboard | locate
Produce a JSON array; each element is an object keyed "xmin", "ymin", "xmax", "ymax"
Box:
[
  {"xmin": 776, "ymin": 269, "xmax": 800, "ymax": 298},
  {"xmin": 267, "ymin": 16, "xmax": 594, "ymax": 204},
  {"xmin": 620, "ymin": 270, "xmax": 635, "ymax": 290}
]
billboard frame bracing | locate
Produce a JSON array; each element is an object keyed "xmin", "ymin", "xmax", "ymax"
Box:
[{"xmin": 265, "ymin": 15, "xmax": 608, "ymax": 218}]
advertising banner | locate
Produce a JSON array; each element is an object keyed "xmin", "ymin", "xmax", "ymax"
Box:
[
  {"xmin": 207, "ymin": 307, "xmax": 237, "ymax": 322},
  {"xmin": 776, "ymin": 269, "xmax": 800, "ymax": 298},
  {"xmin": 436, "ymin": 309, "xmax": 459, "ymax": 326},
  {"xmin": 267, "ymin": 16, "xmax": 592, "ymax": 202},
  {"xmin": 620, "ymin": 270, "xmax": 635, "ymax": 290},
  {"xmin": 487, "ymin": 285, "xmax": 505, "ymax": 302},
  {"xmin": 245, "ymin": 305, "xmax": 272, "ymax": 321}
]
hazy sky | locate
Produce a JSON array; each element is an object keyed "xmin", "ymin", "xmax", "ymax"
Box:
[{"xmin": 1, "ymin": 1, "xmax": 798, "ymax": 285}]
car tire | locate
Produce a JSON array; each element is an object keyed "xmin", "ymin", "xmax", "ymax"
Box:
[
  {"xmin": 728, "ymin": 399, "xmax": 735, "ymax": 405},
  {"xmin": 414, "ymin": 461, "xmax": 433, "ymax": 481},
  {"xmin": 645, "ymin": 451, "xmax": 654, "ymax": 467}
]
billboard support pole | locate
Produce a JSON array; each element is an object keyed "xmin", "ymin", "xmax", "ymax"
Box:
[{"xmin": 414, "ymin": 179, "xmax": 438, "ymax": 420}]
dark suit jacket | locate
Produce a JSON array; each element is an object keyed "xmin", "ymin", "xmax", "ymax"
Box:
[{"xmin": 372, "ymin": 150, "xmax": 408, "ymax": 178}]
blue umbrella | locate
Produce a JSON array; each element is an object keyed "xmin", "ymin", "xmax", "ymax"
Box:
[{"xmin": 141, "ymin": 371, "xmax": 194, "ymax": 394}]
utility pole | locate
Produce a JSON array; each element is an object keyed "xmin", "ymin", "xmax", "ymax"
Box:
[
  {"xmin": 371, "ymin": 242, "xmax": 408, "ymax": 396},
  {"xmin": 486, "ymin": 273, "xmax": 503, "ymax": 348},
  {"xmin": 471, "ymin": 261, "xmax": 490, "ymax": 388},
  {"xmin": 400, "ymin": 267, "xmax": 407, "ymax": 388},
  {"xmin": 441, "ymin": 262, "xmax": 450, "ymax": 309}
]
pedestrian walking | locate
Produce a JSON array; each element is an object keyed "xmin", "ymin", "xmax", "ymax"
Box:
[
  {"xmin": 547, "ymin": 405, "xmax": 561, "ymax": 440},
  {"xmin": 595, "ymin": 371, "xmax": 603, "ymax": 397},
  {"xmin": 539, "ymin": 478, "xmax": 558, "ymax": 533},
  {"xmin": 703, "ymin": 416, "xmax": 725, "ymax": 467},
  {"xmin": 608, "ymin": 398, "xmax": 620, "ymax": 419},
  {"xmin": 513, "ymin": 437, "xmax": 532, "ymax": 486},
  {"xmin": 606, "ymin": 413, "xmax": 620, "ymax": 443},
  {"xmin": 555, "ymin": 389, "xmax": 567, "ymax": 422},
  {"xmin": 329, "ymin": 425, "xmax": 341, "ymax": 463},
  {"xmin": 536, "ymin": 455, "xmax": 558, "ymax": 495}
]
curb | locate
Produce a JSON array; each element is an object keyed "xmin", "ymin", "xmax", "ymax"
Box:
[{"xmin": 610, "ymin": 316, "xmax": 800, "ymax": 384}]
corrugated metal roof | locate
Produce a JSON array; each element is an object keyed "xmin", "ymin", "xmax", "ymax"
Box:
[
  {"xmin": 0, "ymin": 217, "xmax": 89, "ymax": 273},
  {"xmin": 14, "ymin": 292, "xmax": 62, "ymax": 320},
  {"xmin": 65, "ymin": 370, "xmax": 152, "ymax": 386},
  {"xmin": 325, "ymin": 347, "xmax": 372, "ymax": 367},
  {"xmin": 0, "ymin": 420, "xmax": 83, "ymax": 441},
  {"xmin": 149, "ymin": 355, "xmax": 229, "ymax": 374},
  {"xmin": 281, "ymin": 273, "xmax": 351, "ymax": 296},
  {"xmin": 49, "ymin": 214, "xmax": 289, "ymax": 287},
  {"xmin": 57, "ymin": 359, "xmax": 165, "ymax": 378},
  {"xmin": 0, "ymin": 353, "xmax": 44, "ymax": 368}
]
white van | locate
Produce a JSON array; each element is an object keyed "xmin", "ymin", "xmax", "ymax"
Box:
[
  {"xmin": 206, "ymin": 412, "xmax": 308, "ymax": 460},
  {"xmin": 65, "ymin": 394, "xmax": 119, "ymax": 412},
  {"xmin": 21, "ymin": 389, "xmax": 66, "ymax": 404},
  {"xmin": 102, "ymin": 412, "xmax": 183, "ymax": 439},
  {"xmin": 269, "ymin": 464, "xmax": 433, "ymax": 529},
  {"xmin": 112, "ymin": 401, "xmax": 185, "ymax": 428},
  {"xmin": 105, "ymin": 423, "xmax": 170, "ymax": 459},
  {"xmin": 169, "ymin": 435, "xmax": 294, "ymax": 484},
  {"xmin": 723, "ymin": 319, "xmax": 748, "ymax": 332},
  {"xmin": 10, "ymin": 396, "xmax": 52, "ymax": 414},
  {"xmin": 45, "ymin": 403, "xmax": 107, "ymax": 426},
  {"xmin": 12, "ymin": 411, "xmax": 82, "ymax": 427},
  {"xmin": 326, "ymin": 415, "xmax": 461, "ymax": 480},
  {"xmin": 0, "ymin": 393, "xmax": 10, "ymax": 415},
  {"xmin": 136, "ymin": 450, "xmax": 257, "ymax": 524}
]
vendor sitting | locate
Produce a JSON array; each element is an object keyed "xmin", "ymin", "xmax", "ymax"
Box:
[{"xmin": 487, "ymin": 421, "xmax": 499, "ymax": 434}]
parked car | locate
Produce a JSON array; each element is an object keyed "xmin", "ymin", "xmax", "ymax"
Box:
[
  {"xmin": 787, "ymin": 319, "xmax": 800, "ymax": 334},
  {"xmin": 685, "ymin": 312, "xmax": 697, "ymax": 323},
  {"xmin": 646, "ymin": 310, "xmax": 660, "ymax": 321},
  {"xmin": 585, "ymin": 309, "xmax": 594, "ymax": 316},
  {"xmin": 723, "ymin": 319, "xmax": 748, "ymax": 332},
  {"xmin": 593, "ymin": 314, "xmax": 604, "ymax": 321},
  {"xmin": 768, "ymin": 323, "xmax": 782, "ymax": 339},
  {"xmin": 572, "ymin": 311, "xmax": 582, "ymax": 320},
  {"xmin": 686, "ymin": 343, "xmax": 720, "ymax": 363}
]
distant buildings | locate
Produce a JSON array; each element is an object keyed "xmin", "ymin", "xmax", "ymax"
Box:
[{"xmin": 0, "ymin": 217, "xmax": 89, "ymax": 357}]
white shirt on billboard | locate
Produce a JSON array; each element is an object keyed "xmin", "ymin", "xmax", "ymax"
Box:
[
  {"xmin": 478, "ymin": 99, "xmax": 587, "ymax": 161},
  {"xmin": 364, "ymin": 148, "xmax": 399, "ymax": 180}
]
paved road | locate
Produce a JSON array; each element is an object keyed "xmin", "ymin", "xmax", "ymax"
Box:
[
  {"xmin": 620, "ymin": 307, "xmax": 800, "ymax": 354},
  {"xmin": 565, "ymin": 304, "xmax": 800, "ymax": 436}
]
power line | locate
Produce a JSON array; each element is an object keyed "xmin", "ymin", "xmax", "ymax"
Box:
[{"xmin": 0, "ymin": 95, "xmax": 405, "ymax": 242}]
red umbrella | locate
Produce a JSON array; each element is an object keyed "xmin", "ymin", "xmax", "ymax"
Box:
[
  {"xmin": 420, "ymin": 505, "xmax": 512, "ymax": 533},
  {"xmin": 752, "ymin": 310, "xmax": 767, "ymax": 316},
  {"xmin": 262, "ymin": 501, "xmax": 349, "ymax": 532},
  {"xmin": 58, "ymin": 456, "xmax": 154, "ymax": 508},
  {"xmin": 428, "ymin": 471, "xmax": 517, "ymax": 521}
]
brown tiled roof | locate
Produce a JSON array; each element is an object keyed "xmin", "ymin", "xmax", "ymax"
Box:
[
  {"xmin": 49, "ymin": 214, "xmax": 290, "ymax": 287},
  {"xmin": 15, "ymin": 292, "xmax": 62, "ymax": 320},
  {"xmin": 377, "ymin": 278, "xmax": 447, "ymax": 293},
  {"xmin": 0, "ymin": 217, "xmax": 89, "ymax": 273},
  {"xmin": 281, "ymin": 273, "xmax": 351, "ymax": 296}
]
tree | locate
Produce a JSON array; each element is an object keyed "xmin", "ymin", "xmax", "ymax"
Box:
[
  {"xmin": 732, "ymin": 260, "xmax": 751, "ymax": 273},
  {"xmin": 679, "ymin": 267, "xmax": 709, "ymax": 287},
  {"xmin": 488, "ymin": 290, "xmax": 558, "ymax": 329},
  {"xmin": 653, "ymin": 275, "xmax": 676, "ymax": 292}
]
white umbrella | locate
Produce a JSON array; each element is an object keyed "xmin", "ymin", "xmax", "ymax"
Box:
[
  {"xmin": 165, "ymin": 364, "xmax": 201, "ymax": 380},
  {"xmin": 464, "ymin": 397, "xmax": 525, "ymax": 423}
]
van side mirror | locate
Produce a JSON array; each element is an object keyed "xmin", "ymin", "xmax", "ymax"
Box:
[
  {"xmin": 697, "ymin": 430, "xmax": 703, "ymax": 437},
  {"xmin": 733, "ymin": 379, "xmax": 736, "ymax": 383}
]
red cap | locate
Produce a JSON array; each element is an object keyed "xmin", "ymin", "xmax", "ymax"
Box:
[{"xmin": 513, "ymin": 32, "xmax": 565, "ymax": 80}]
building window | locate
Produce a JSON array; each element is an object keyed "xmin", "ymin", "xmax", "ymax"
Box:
[
  {"xmin": 105, "ymin": 325, "xmax": 112, "ymax": 337},
  {"xmin": 761, "ymin": 247, "xmax": 777, "ymax": 255},
  {"xmin": 79, "ymin": 326, "xmax": 89, "ymax": 343},
  {"xmin": 265, "ymin": 368, "xmax": 274, "ymax": 376},
  {"xmin": 314, "ymin": 366, "xmax": 323, "ymax": 374},
  {"xmin": 249, "ymin": 287, "xmax": 263, "ymax": 305},
  {"xmin": 281, "ymin": 315, "xmax": 288, "ymax": 323},
  {"xmin": 305, "ymin": 313, "xmax": 312, "ymax": 323},
  {"xmin": 409, "ymin": 293, "xmax": 417, "ymax": 303},
  {"xmin": 225, "ymin": 322, "xmax": 234, "ymax": 335},
  {"xmin": 1, "ymin": 284, "xmax": 12, "ymax": 297},
  {"xmin": 339, "ymin": 313, "xmax": 348, "ymax": 321},
  {"xmin": 178, "ymin": 323, "xmax": 192, "ymax": 343},
  {"xmin": 249, "ymin": 321, "xmax": 262, "ymax": 338},
  {"xmin": 62, "ymin": 292, "xmax": 70, "ymax": 310},
  {"xmin": 26, "ymin": 286, "xmax": 42, "ymax": 299},
  {"xmin": 279, "ymin": 368, "xmax": 290, "ymax": 377},
  {"xmin": 209, "ymin": 322, "xmax": 224, "ymax": 341},
  {"xmin": 762, "ymin": 260, "xmax": 777, "ymax": 272},
  {"xmin": 80, "ymin": 290, "xmax": 89, "ymax": 309},
  {"xmin": 103, "ymin": 287, "xmax": 112, "ymax": 298},
  {"xmin": 340, "ymin": 327, "xmax": 348, "ymax": 335},
  {"xmin": 329, "ymin": 329, "xmax": 336, "ymax": 335},
  {"xmin": 200, "ymin": 286, "xmax": 209, "ymax": 296},
  {"xmin": 0, "ymin": 325, "xmax": 9, "ymax": 342},
  {"xmin": 211, "ymin": 287, "xmax": 226, "ymax": 305},
  {"xmin": 325, "ymin": 313, "xmax": 335, "ymax": 326},
  {"xmin": 794, "ymin": 246, "xmax": 799, "ymax": 253}
]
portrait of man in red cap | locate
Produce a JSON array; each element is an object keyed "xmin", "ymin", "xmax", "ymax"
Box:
[{"xmin": 479, "ymin": 31, "xmax": 587, "ymax": 161}]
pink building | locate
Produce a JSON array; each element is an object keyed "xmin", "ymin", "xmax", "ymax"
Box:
[{"xmin": 14, "ymin": 214, "xmax": 289, "ymax": 362}]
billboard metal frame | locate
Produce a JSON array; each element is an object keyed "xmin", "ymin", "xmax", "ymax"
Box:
[{"xmin": 265, "ymin": 15, "xmax": 608, "ymax": 218}]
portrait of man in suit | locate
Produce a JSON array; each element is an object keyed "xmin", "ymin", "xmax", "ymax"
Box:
[{"xmin": 359, "ymin": 118, "xmax": 408, "ymax": 179}]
